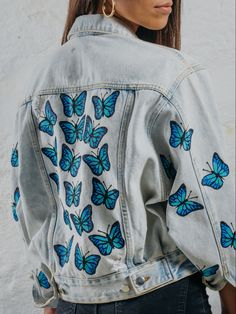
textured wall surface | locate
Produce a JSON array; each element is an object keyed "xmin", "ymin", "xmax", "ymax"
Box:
[{"xmin": 0, "ymin": 1, "xmax": 234, "ymax": 313}]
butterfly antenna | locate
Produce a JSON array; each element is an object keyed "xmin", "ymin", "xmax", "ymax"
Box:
[
  {"xmin": 231, "ymin": 222, "xmax": 235, "ymax": 230},
  {"xmin": 97, "ymin": 229, "xmax": 107, "ymax": 235},
  {"xmin": 84, "ymin": 251, "xmax": 90, "ymax": 257},
  {"xmin": 107, "ymin": 224, "xmax": 110, "ymax": 234}
]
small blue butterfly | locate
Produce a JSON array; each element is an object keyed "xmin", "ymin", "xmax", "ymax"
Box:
[
  {"xmin": 49, "ymin": 173, "xmax": 59, "ymax": 192},
  {"xmin": 91, "ymin": 177, "xmax": 119, "ymax": 210},
  {"xmin": 201, "ymin": 152, "xmax": 229, "ymax": 190},
  {"xmin": 37, "ymin": 271, "xmax": 51, "ymax": 289},
  {"xmin": 92, "ymin": 90, "xmax": 120, "ymax": 120},
  {"xmin": 220, "ymin": 221, "xmax": 236, "ymax": 250},
  {"xmin": 39, "ymin": 101, "xmax": 57, "ymax": 136},
  {"xmin": 12, "ymin": 187, "xmax": 20, "ymax": 222},
  {"xmin": 59, "ymin": 199, "xmax": 73, "ymax": 230},
  {"xmin": 59, "ymin": 115, "xmax": 86, "ymax": 145},
  {"xmin": 74, "ymin": 243, "xmax": 101, "ymax": 275},
  {"xmin": 89, "ymin": 221, "xmax": 125, "ymax": 256},
  {"xmin": 160, "ymin": 154, "xmax": 177, "ymax": 180},
  {"xmin": 169, "ymin": 121, "xmax": 193, "ymax": 151},
  {"xmin": 54, "ymin": 235, "xmax": 74, "ymax": 267},
  {"xmin": 83, "ymin": 115, "xmax": 108, "ymax": 149},
  {"xmin": 59, "ymin": 144, "xmax": 81, "ymax": 177},
  {"xmin": 168, "ymin": 183, "xmax": 204, "ymax": 216},
  {"xmin": 60, "ymin": 91, "xmax": 87, "ymax": 117},
  {"xmin": 41, "ymin": 137, "xmax": 58, "ymax": 166},
  {"xmin": 83, "ymin": 143, "xmax": 110, "ymax": 176},
  {"xmin": 70, "ymin": 205, "xmax": 93, "ymax": 236},
  {"xmin": 64, "ymin": 181, "xmax": 82, "ymax": 207},
  {"xmin": 200, "ymin": 264, "xmax": 219, "ymax": 277},
  {"xmin": 11, "ymin": 143, "xmax": 19, "ymax": 167}
]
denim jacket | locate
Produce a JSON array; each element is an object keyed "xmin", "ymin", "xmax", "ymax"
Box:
[{"xmin": 10, "ymin": 13, "xmax": 235, "ymax": 308}]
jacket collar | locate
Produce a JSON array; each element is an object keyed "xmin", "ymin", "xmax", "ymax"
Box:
[{"xmin": 67, "ymin": 13, "xmax": 138, "ymax": 41}]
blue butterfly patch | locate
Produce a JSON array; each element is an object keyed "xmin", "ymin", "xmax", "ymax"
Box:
[
  {"xmin": 60, "ymin": 91, "xmax": 87, "ymax": 117},
  {"xmin": 169, "ymin": 121, "xmax": 193, "ymax": 151},
  {"xmin": 201, "ymin": 152, "xmax": 229, "ymax": 190},
  {"xmin": 12, "ymin": 187, "xmax": 20, "ymax": 222},
  {"xmin": 91, "ymin": 177, "xmax": 119, "ymax": 210},
  {"xmin": 168, "ymin": 183, "xmax": 204, "ymax": 216},
  {"xmin": 70, "ymin": 205, "xmax": 93, "ymax": 236},
  {"xmin": 59, "ymin": 144, "xmax": 81, "ymax": 177},
  {"xmin": 11, "ymin": 143, "xmax": 19, "ymax": 167},
  {"xmin": 37, "ymin": 271, "xmax": 51, "ymax": 289},
  {"xmin": 92, "ymin": 90, "xmax": 120, "ymax": 120},
  {"xmin": 83, "ymin": 143, "xmax": 110, "ymax": 176},
  {"xmin": 220, "ymin": 221, "xmax": 236, "ymax": 250},
  {"xmin": 49, "ymin": 173, "xmax": 59, "ymax": 192},
  {"xmin": 39, "ymin": 101, "xmax": 57, "ymax": 136},
  {"xmin": 89, "ymin": 221, "xmax": 125, "ymax": 256},
  {"xmin": 59, "ymin": 115, "xmax": 86, "ymax": 145},
  {"xmin": 64, "ymin": 181, "xmax": 82, "ymax": 207},
  {"xmin": 41, "ymin": 137, "xmax": 58, "ymax": 166},
  {"xmin": 160, "ymin": 154, "xmax": 177, "ymax": 180},
  {"xmin": 74, "ymin": 243, "xmax": 101, "ymax": 275},
  {"xmin": 83, "ymin": 115, "xmax": 108, "ymax": 149},
  {"xmin": 54, "ymin": 235, "xmax": 74, "ymax": 267},
  {"xmin": 62, "ymin": 204, "xmax": 72, "ymax": 230},
  {"xmin": 200, "ymin": 264, "xmax": 219, "ymax": 277}
]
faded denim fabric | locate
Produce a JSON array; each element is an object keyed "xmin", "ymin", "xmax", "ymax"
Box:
[{"xmin": 10, "ymin": 13, "xmax": 235, "ymax": 309}]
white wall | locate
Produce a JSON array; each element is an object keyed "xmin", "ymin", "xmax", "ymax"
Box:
[{"xmin": 0, "ymin": 1, "xmax": 234, "ymax": 313}]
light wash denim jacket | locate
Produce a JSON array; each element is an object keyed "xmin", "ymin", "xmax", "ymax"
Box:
[{"xmin": 10, "ymin": 13, "xmax": 235, "ymax": 308}]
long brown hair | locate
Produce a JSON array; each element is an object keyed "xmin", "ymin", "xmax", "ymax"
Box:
[{"xmin": 61, "ymin": 0, "xmax": 181, "ymax": 50}]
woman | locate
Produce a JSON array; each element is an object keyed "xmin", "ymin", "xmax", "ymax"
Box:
[{"xmin": 10, "ymin": 0, "xmax": 235, "ymax": 314}]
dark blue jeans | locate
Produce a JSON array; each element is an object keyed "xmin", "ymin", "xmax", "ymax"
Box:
[{"xmin": 55, "ymin": 272, "xmax": 212, "ymax": 314}]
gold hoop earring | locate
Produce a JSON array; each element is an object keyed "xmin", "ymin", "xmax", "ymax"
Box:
[{"xmin": 102, "ymin": 0, "xmax": 116, "ymax": 17}]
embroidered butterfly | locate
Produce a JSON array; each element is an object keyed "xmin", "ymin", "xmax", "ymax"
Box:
[
  {"xmin": 36, "ymin": 271, "xmax": 51, "ymax": 289},
  {"xmin": 59, "ymin": 115, "xmax": 86, "ymax": 145},
  {"xmin": 89, "ymin": 221, "xmax": 125, "ymax": 256},
  {"xmin": 160, "ymin": 154, "xmax": 177, "ymax": 180},
  {"xmin": 12, "ymin": 187, "xmax": 20, "ymax": 222},
  {"xmin": 49, "ymin": 173, "xmax": 59, "ymax": 192},
  {"xmin": 11, "ymin": 143, "xmax": 19, "ymax": 167},
  {"xmin": 199, "ymin": 264, "xmax": 219, "ymax": 277},
  {"xmin": 70, "ymin": 205, "xmax": 94, "ymax": 236},
  {"xmin": 92, "ymin": 90, "xmax": 120, "ymax": 120},
  {"xmin": 59, "ymin": 200, "xmax": 72, "ymax": 230},
  {"xmin": 64, "ymin": 181, "xmax": 82, "ymax": 207},
  {"xmin": 220, "ymin": 221, "xmax": 236, "ymax": 250},
  {"xmin": 59, "ymin": 144, "xmax": 81, "ymax": 177},
  {"xmin": 74, "ymin": 243, "xmax": 101, "ymax": 275},
  {"xmin": 83, "ymin": 143, "xmax": 110, "ymax": 176},
  {"xmin": 169, "ymin": 121, "xmax": 193, "ymax": 151},
  {"xmin": 41, "ymin": 137, "xmax": 58, "ymax": 166},
  {"xmin": 54, "ymin": 235, "xmax": 74, "ymax": 267},
  {"xmin": 91, "ymin": 177, "xmax": 119, "ymax": 210},
  {"xmin": 39, "ymin": 101, "xmax": 57, "ymax": 136},
  {"xmin": 60, "ymin": 91, "xmax": 87, "ymax": 117},
  {"xmin": 168, "ymin": 183, "xmax": 204, "ymax": 216},
  {"xmin": 83, "ymin": 115, "xmax": 108, "ymax": 149},
  {"xmin": 201, "ymin": 152, "xmax": 229, "ymax": 190}
]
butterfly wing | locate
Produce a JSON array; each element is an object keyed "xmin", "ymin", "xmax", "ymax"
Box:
[
  {"xmin": 12, "ymin": 187, "xmax": 20, "ymax": 222},
  {"xmin": 11, "ymin": 145, "xmax": 19, "ymax": 167},
  {"xmin": 74, "ymin": 243, "xmax": 84, "ymax": 270},
  {"xmin": 182, "ymin": 129, "xmax": 194, "ymax": 151},
  {"xmin": 201, "ymin": 173, "xmax": 223, "ymax": 190},
  {"xmin": 54, "ymin": 244, "xmax": 68, "ymax": 267},
  {"xmin": 70, "ymin": 213, "xmax": 83, "ymax": 235},
  {"xmin": 60, "ymin": 144, "xmax": 73, "ymax": 172},
  {"xmin": 169, "ymin": 121, "xmax": 184, "ymax": 148},
  {"xmin": 66, "ymin": 235, "xmax": 74, "ymax": 262},
  {"xmin": 220, "ymin": 221, "xmax": 234, "ymax": 248},
  {"xmin": 212, "ymin": 152, "xmax": 229, "ymax": 179},
  {"xmin": 201, "ymin": 264, "xmax": 219, "ymax": 277},
  {"xmin": 70, "ymin": 156, "xmax": 81, "ymax": 177},
  {"xmin": 109, "ymin": 221, "xmax": 125, "ymax": 249},
  {"xmin": 84, "ymin": 255, "xmax": 101, "ymax": 275},
  {"xmin": 73, "ymin": 182, "xmax": 82, "ymax": 207},
  {"xmin": 74, "ymin": 91, "xmax": 87, "ymax": 117},
  {"xmin": 80, "ymin": 205, "xmax": 94, "ymax": 233},
  {"xmin": 63, "ymin": 209, "xmax": 72, "ymax": 230},
  {"xmin": 64, "ymin": 181, "xmax": 74, "ymax": 207},
  {"xmin": 176, "ymin": 200, "xmax": 204, "ymax": 216},
  {"xmin": 37, "ymin": 271, "xmax": 51, "ymax": 289},
  {"xmin": 91, "ymin": 178, "xmax": 106, "ymax": 206},
  {"xmin": 88, "ymin": 234, "xmax": 112, "ymax": 255},
  {"xmin": 92, "ymin": 96, "xmax": 104, "ymax": 120},
  {"xmin": 59, "ymin": 121, "xmax": 77, "ymax": 144},
  {"xmin": 105, "ymin": 189, "xmax": 119, "ymax": 210},
  {"xmin": 168, "ymin": 183, "xmax": 186, "ymax": 207},
  {"xmin": 45, "ymin": 101, "xmax": 57, "ymax": 126},
  {"xmin": 49, "ymin": 173, "xmax": 59, "ymax": 192},
  {"xmin": 60, "ymin": 93, "xmax": 74, "ymax": 117},
  {"xmin": 41, "ymin": 145, "xmax": 57, "ymax": 166},
  {"xmin": 103, "ymin": 91, "xmax": 120, "ymax": 118},
  {"xmin": 77, "ymin": 115, "xmax": 86, "ymax": 141},
  {"xmin": 99, "ymin": 143, "xmax": 111, "ymax": 171},
  {"xmin": 89, "ymin": 126, "xmax": 107, "ymax": 149},
  {"xmin": 83, "ymin": 154, "xmax": 102, "ymax": 176},
  {"xmin": 83, "ymin": 115, "xmax": 93, "ymax": 144},
  {"xmin": 160, "ymin": 154, "xmax": 176, "ymax": 180}
]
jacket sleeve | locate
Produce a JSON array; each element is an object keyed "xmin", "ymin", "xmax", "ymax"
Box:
[
  {"xmin": 150, "ymin": 66, "xmax": 235, "ymax": 291},
  {"xmin": 10, "ymin": 100, "xmax": 59, "ymax": 308}
]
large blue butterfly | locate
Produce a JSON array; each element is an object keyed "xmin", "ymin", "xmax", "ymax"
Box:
[
  {"xmin": 11, "ymin": 143, "xmax": 19, "ymax": 167},
  {"xmin": 92, "ymin": 90, "xmax": 120, "ymax": 120},
  {"xmin": 83, "ymin": 143, "xmax": 110, "ymax": 176},
  {"xmin": 91, "ymin": 177, "xmax": 119, "ymax": 210},
  {"xmin": 54, "ymin": 235, "xmax": 74, "ymax": 267},
  {"xmin": 39, "ymin": 101, "xmax": 57, "ymax": 136},
  {"xmin": 74, "ymin": 243, "xmax": 101, "ymax": 275},
  {"xmin": 70, "ymin": 205, "xmax": 93, "ymax": 236},
  {"xmin": 200, "ymin": 264, "xmax": 219, "ymax": 277},
  {"xmin": 49, "ymin": 173, "xmax": 59, "ymax": 192},
  {"xmin": 41, "ymin": 137, "xmax": 58, "ymax": 166},
  {"xmin": 168, "ymin": 183, "xmax": 204, "ymax": 216},
  {"xmin": 89, "ymin": 221, "xmax": 125, "ymax": 256},
  {"xmin": 64, "ymin": 181, "xmax": 82, "ymax": 207},
  {"xmin": 12, "ymin": 187, "xmax": 20, "ymax": 222},
  {"xmin": 37, "ymin": 271, "xmax": 51, "ymax": 289},
  {"xmin": 201, "ymin": 152, "xmax": 229, "ymax": 190},
  {"xmin": 169, "ymin": 121, "xmax": 193, "ymax": 151},
  {"xmin": 59, "ymin": 115, "xmax": 86, "ymax": 145},
  {"xmin": 60, "ymin": 91, "xmax": 87, "ymax": 117},
  {"xmin": 220, "ymin": 221, "xmax": 236, "ymax": 250},
  {"xmin": 160, "ymin": 154, "xmax": 177, "ymax": 180},
  {"xmin": 59, "ymin": 144, "xmax": 81, "ymax": 177},
  {"xmin": 83, "ymin": 115, "xmax": 108, "ymax": 149}
]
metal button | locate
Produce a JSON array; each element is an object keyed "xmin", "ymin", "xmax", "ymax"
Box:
[
  {"xmin": 120, "ymin": 285, "xmax": 130, "ymax": 293},
  {"xmin": 136, "ymin": 276, "xmax": 146, "ymax": 285}
]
